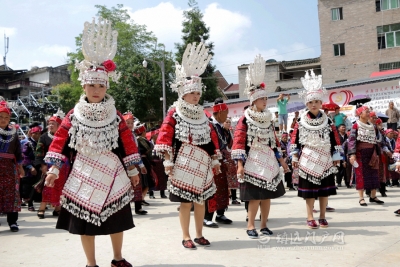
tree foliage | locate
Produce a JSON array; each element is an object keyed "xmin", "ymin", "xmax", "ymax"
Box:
[
  {"xmin": 61, "ymin": 4, "xmax": 176, "ymax": 122},
  {"xmin": 53, "ymin": 82, "xmax": 82, "ymax": 112},
  {"xmin": 175, "ymin": 0, "xmax": 221, "ymax": 104}
]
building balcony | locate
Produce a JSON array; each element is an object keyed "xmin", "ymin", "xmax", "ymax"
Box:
[
  {"xmin": 275, "ymin": 78, "xmax": 302, "ymax": 90},
  {"xmin": 2, "ymin": 80, "xmax": 47, "ymax": 90}
]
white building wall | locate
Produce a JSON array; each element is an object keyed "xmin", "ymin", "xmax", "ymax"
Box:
[{"xmin": 28, "ymin": 71, "xmax": 49, "ymax": 84}]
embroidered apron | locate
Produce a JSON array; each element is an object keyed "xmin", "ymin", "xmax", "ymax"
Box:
[
  {"xmin": 62, "ymin": 151, "xmax": 133, "ymax": 226},
  {"xmin": 299, "ymin": 145, "xmax": 334, "ymax": 183},
  {"xmin": 243, "ymin": 142, "xmax": 280, "ymax": 189},
  {"xmin": 170, "ymin": 143, "xmax": 216, "ymax": 204}
]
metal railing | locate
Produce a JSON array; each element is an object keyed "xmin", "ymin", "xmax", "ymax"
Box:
[{"xmin": 3, "ymin": 80, "xmax": 48, "ymax": 90}]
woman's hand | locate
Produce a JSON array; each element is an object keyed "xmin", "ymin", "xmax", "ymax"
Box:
[
  {"xmin": 349, "ymin": 155, "xmax": 356, "ymax": 166},
  {"xmin": 213, "ymin": 164, "xmax": 221, "ymax": 174},
  {"xmin": 278, "ymin": 158, "xmax": 290, "ymax": 173},
  {"xmin": 130, "ymin": 174, "xmax": 140, "ymax": 187},
  {"xmin": 333, "ymin": 160, "xmax": 340, "ymax": 166},
  {"xmin": 41, "ymin": 165, "xmax": 48, "ymax": 174},
  {"xmin": 140, "ymin": 166, "xmax": 147, "ymax": 174},
  {"xmin": 165, "ymin": 166, "xmax": 173, "ymax": 176},
  {"xmin": 395, "ymin": 161, "xmax": 400, "ymax": 172},
  {"xmin": 237, "ymin": 160, "xmax": 244, "ymax": 180},
  {"xmin": 31, "ymin": 167, "xmax": 37, "ymax": 176},
  {"xmin": 18, "ymin": 165, "xmax": 25, "ymax": 178},
  {"xmin": 292, "ymin": 157, "xmax": 299, "ymax": 168},
  {"xmin": 45, "ymin": 173, "xmax": 57, "ymax": 187}
]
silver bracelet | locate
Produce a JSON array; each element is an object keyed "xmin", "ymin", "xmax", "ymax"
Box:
[
  {"xmin": 47, "ymin": 167, "xmax": 59, "ymax": 179},
  {"xmin": 211, "ymin": 159, "xmax": 221, "ymax": 167},
  {"xmin": 127, "ymin": 168, "xmax": 139, "ymax": 177},
  {"xmin": 163, "ymin": 160, "xmax": 174, "ymax": 168}
]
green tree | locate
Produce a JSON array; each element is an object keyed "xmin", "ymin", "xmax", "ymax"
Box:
[
  {"xmin": 175, "ymin": 0, "xmax": 221, "ymax": 104},
  {"xmin": 53, "ymin": 82, "xmax": 82, "ymax": 113},
  {"xmin": 64, "ymin": 4, "xmax": 176, "ymax": 122}
]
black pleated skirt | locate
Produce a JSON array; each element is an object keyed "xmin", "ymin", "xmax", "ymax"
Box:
[
  {"xmin": 56, "ymin": 203, "xmax": 134, "ymax": 236},
  {"xmin": 240, "ymin": 181, "xmax": 286, "ymax": 201},
  {"xmin": 297, "ymin": 173, "xmax": 337, "ymax": 199}
]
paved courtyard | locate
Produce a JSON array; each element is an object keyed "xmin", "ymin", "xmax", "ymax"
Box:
[{"xmin": 1, "ymin": 186, "xmax": 400, "ymax": 267}]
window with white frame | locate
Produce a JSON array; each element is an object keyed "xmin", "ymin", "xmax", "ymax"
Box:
[
  {"xmin": 331, "ymin": 7, "xmax": 343, "ymax": 20},
  {"xmin": 379, "ymin": 0, "xmax": 400, "ymax": 10},
  {"xmin": 377, "ymin": 23, "xmax": 400, "ymax": 49},
  {"xmin": 333, "ymin": 43, "xmax": 345, "ymax": 56}
]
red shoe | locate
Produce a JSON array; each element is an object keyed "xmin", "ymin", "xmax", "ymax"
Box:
[
  {"xmin": 194, "ymin": 236, "xmax": 211, "ymax": 247},
  {"xmin": 182, "ymin": 239, "xmax": 197, "ymax": 249},
  {"xmin": 307, "ymin": 220, "xmax": 319, "ymax": 229},
  {"xmin": 313, "ymin": 209, "xmax": 318, "ymax": 213},
  {"xmin": 111, "ymin": 259, "xmax": 132, "ymax": 267},
  {"xmin": 319, "ymin": 219, "xmax": 329, "ymax": 228}
]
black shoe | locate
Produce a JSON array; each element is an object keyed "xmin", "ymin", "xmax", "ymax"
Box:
[
  {"xmin": 160, "ymin": 195, "xmax": 168, "ymax": 199},
  {"xmin": 37, "ymin": 210, "xmax": 45, "ymax": 219},
  {"xmin": 203, "ymin": 220, "xmax": 219, "ymax": 228},
  {"xmin": 246, "ymin": 229, "xmax": 259, "ymax": 239},
  {"xmin": 150, "ymin": 196, "xmax": 156, "ymax": 199},
  {"xmin": 369, "ymin": 197, "xmax": 384, "ymax": 204},
  {"xmin": 52, "ymin": 210, "xmax": 60, "ymax": 216},
  {"xmin": 260, "ymin": 227, "xmax": 273, "ymax": 235},
  {"xmin": 215, "ymin": 215, "xmax": 232, "ymax": 224},
  {"xmin": 10, "ymin": 224, "xmax": 19, "ymax": 232},
  {"xmin": 142, "ymin": 200, "xmax": 150, "ymax": 206},
  {"xmin": 359, "ymin": 199, "xmax": 367, "ymax": 206},
  {"xmin": 289, "ymin": 187, "xmax": 296, "ymax": 191},
  {"xmin": 231, "ymin": 200, "xmax": 241, "ymax": 205},
  {"xmin": 135, "ymin": 209, "xmax": 148, "ymax": 215}
]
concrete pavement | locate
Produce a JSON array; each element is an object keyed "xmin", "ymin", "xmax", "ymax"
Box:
[{"xmin": 1, "ymin": 186, "xmax": 400, "ymax": 267}]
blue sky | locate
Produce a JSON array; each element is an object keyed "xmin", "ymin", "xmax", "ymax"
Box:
[{"xmin": 1, "ymin": 0, "xmax": 320, "ymax": 83}]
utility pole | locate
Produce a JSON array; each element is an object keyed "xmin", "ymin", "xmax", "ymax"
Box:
[{"xmin": 3, "ymin": 33, "xmax": 9, "ymax": 70}]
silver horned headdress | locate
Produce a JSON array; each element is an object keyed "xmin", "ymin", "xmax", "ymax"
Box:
[
  {"xmin": 298, "ymin": 69, "xmax": 326, "ymax": 103},
  {"xmin": 244, "ymin": 54, "xmax": 269, "ymax": 103},
  {"xmin": 75, "ymin": 17, "xmax": 120, "ymax": 88},
  {"xmin": 171, "ymin": 42, "xmax": 212, "ymax": 98}
]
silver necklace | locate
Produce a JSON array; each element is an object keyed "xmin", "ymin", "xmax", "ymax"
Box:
[{"xmin": 0, "ymin": 126, "xmax": 16, "ymax": 143}]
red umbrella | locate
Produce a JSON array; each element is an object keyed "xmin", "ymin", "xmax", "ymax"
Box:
[{"xmin": 322, "ymin": 102, "xmax": 340, "ymax": 111}]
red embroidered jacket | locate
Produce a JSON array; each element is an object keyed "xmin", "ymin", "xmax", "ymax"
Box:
[
  {"xmin": 290, "ymin": 112, "xmax": 342, "ymax": 159},
  {"xmin": 155, "ymin": 107, "xmax": 220, "ymax": 158},
  {"xmin": 231, "ymin": 115, "xmax": 281, "ymax": 161},
  {"xmin": 44, "ymin": 109, "xmax": 141, "ymax": 168}
]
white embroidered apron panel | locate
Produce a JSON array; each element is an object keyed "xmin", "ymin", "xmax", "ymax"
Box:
[
  {"xmin": 63, "ymin": 151, "xmax": 131, "ymax": 215},
  {"xmin": 299, "ymin": 145, "xmax": 333, "ymax": 178},
  {"xmin": 170, "ymin": 143, "xmax": 214, "ymax": 196},
  {"xmin": 244, "ymin": 142, "xmax": 280, "ymax": 183}
]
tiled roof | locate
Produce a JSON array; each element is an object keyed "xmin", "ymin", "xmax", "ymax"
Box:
[
  {"xmin": 224, "ymin": 83, "xmax": 239, "ymax": 92},
  {"xmin": 214, "ymin": 70, "xmax": 229, "ymax": 89},
  {"xmin": 281, "ymin": 57, "xmax": 320, "ymax": 68}
]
